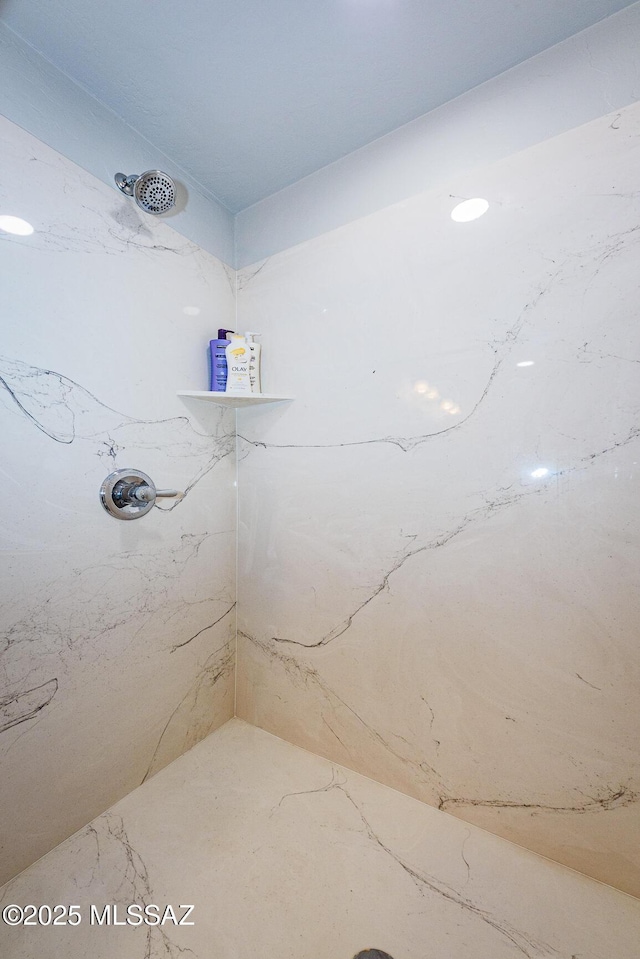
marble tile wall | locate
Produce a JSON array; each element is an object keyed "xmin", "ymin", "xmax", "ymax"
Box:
[
  {"xmin": 236, "ymin": 100, "xmax": 640, "ymax": 896},
  {"xmin": 0, "ymin": 116, "xmax": 236, "ymax": 885},
  {"xmin": 2, "ymin": 720, "xmax": 640, "ymax": 959}
]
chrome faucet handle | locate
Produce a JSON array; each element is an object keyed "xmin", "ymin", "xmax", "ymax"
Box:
[
  {"xmin": 100, "ymin": 469, "xmax": 184, "ymax": 520},
  {"xmin": 131, "ymin": 485, "xmax": 181, "ymax": 503}
]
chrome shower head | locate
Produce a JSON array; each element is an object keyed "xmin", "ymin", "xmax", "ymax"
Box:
[{"xmin": 114, "ymin": 170, "xmax": 176, "ymax": 215}]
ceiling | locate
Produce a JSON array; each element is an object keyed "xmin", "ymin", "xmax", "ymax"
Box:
[{"xmin": 0, "ymin": 0, "xmax": 635, "ymax": 212}]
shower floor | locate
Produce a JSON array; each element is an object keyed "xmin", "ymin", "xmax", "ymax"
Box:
[{"xmin": 1, "ymin": 719, "xmax": 639, "ymax": 958}]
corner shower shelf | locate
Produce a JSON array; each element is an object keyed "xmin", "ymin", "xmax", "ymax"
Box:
[{"xmin": 177, "ymin": 391, "xmax": 294, "ymax": 408}]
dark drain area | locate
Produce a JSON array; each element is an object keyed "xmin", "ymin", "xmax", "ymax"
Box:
[{"xmin": 353, "ymin": 952, "xmax": 395, "ymax": 959}]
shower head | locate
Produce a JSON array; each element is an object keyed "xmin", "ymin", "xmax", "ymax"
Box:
[{"xmin": 114, "ymin": 170, "xmax": 176, "ymax": 215}]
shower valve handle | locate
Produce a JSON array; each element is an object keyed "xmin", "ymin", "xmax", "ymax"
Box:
[
  {"xmin": 132, "ymin": 485, "xmax": 180, "ymax": 503},
  {"xmin": 100, "ymin": 469, "xmax": 183, "ymax": 520}
]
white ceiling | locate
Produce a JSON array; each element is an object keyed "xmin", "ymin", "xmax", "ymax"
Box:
[{"xmin": 0, "ymin": 0, "xmax": 635, "ymax": 212}]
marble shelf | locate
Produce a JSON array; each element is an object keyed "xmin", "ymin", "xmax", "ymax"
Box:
[{"xmin": 177, "ymin": 391, "xmax": 294, "ymax": 408}]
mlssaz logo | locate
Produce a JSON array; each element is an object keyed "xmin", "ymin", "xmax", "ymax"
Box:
[{"xmin": 90, "ymin": 904, "xmax": 195, "ymax": 926}]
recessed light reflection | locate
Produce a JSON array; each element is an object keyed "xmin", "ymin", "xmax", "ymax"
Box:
[
  {"xmin": 413, "ymin": 380, "xmax": 439, "ymax": 400},
  {"xmin": 531, "ymin": 467, "xmax": 550, "ymax": 479},
  {"xmin": 0, "ymin": 215, "xmax": 34, "ymax": 236},
  {"xmin": 451, "ymin": 198, "xmax": 489, "ymax": 223},
  {"xmin": 412, "ymin": 380, "xmax": 461, "ymax": 414},
  {"xmin": 182, "ymin": 306, "xmax": 201, "ymax": 316},
  {"xmin": 516, "ymin": 360, "xmax": 535, "ymax": 368}
]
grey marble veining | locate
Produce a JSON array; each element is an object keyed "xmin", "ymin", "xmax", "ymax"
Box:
[
  {"xmin": 236, "ymin": 100, "xmax": 640, "ymax": 895},
  {"xmin": 3, "ymin": 81, "xmax": 640, "ymax": 916},
  {"xmin": 0, "ymin": 114, "xmax": 236, "ymax": 884},
  {"xmin": 2, "ymin": 721, "xmax": 639, "ymax": 959}
]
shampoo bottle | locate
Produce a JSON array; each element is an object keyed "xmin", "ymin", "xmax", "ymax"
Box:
[
  {"xmin": 209, "ymin": 329, "xmax": 235, "ymax": 391},
  {"xmin": 225, "ymin": 334, "xmax": 251, "ymax": 393},
  {"xmin": 245, "ymin": 332, "xmax": 262, "ymax": 393}
]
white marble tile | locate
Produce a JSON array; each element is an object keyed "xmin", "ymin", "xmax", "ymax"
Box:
[
  {"xmin": 1, "ymin": 720, "xmax": 639, "ymax": 959},
  {"xmin": 236, "ymin": 101, "xmax": 640, "ymax": 895},
  {"xmin": 0, "ymin": 116, "xmax": 236, "ymax": 883}
]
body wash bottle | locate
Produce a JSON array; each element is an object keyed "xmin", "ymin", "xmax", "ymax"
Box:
[
  {"xmin": 225, "ymin": 334, "xmax": 251, "ymax": 393},
  {"xmin": 209, "ymin": 329, "xmax": 235, "ymax": 391},
  {"xmin": 245, "ymin": 332, "xmax": 262, "ymax": 393}
]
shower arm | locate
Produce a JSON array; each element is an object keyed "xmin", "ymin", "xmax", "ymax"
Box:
[{"xmin": 114, "ymin": 173, "xmax": 137, "ymax": 196}]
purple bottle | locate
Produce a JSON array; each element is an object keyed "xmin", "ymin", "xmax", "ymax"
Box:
[{"xmin": 209, "ymin": 329, "xmax": 235, "ymax": 391}]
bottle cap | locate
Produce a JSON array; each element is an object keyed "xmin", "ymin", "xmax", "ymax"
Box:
[
  {"xmin": 244, "ymin": 332, "xmax": 262, "ymax": 341},
  {"xmin": 217, "ymin": 328, "xmax": 235, "ymax": 339}
]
